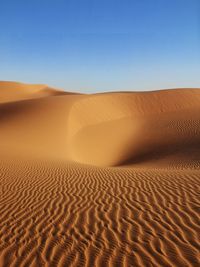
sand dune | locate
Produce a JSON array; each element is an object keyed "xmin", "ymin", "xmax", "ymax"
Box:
[
  {"xmin": 68, "ymin": 90, "xmax": 200, "ymax": 166},
  {"xmin": 0, "ymin": 81, "xmax": 200, "ymax": 266},
  {"xmin": 0, "ymin": 81, "xmax": 68, "ymax": 104},
  {"xmin": 1, "ymin": 82, "xmax": 200, "ymax": 167}
]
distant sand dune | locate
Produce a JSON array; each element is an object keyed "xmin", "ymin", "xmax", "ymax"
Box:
[
  {"xmin": 0, "ymin": 81, "xmax": 200, "ymax": 266},
  {"xmin": 0, "ymin": 81, "xmax": 69, "ymax": 103}
]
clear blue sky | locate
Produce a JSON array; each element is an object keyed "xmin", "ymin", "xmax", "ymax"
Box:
[{"xmin": 0, "ymin": 0, "xmax": 199, "ymax": 92}]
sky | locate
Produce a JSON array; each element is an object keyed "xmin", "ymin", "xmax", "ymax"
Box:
[{"xmin": 0, "ymin": 0, "xmax": 199, "ymax": 92}]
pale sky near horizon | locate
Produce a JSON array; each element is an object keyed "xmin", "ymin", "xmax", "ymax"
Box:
[{"xmin": 0, "ymin": 0, "xmax": 199, "ymax": 93}]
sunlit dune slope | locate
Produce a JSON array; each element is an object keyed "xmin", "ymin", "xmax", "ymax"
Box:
[
  {"xmin": 0, "ymin": 82, "xmax": 85, "ymax": 159},
  {"xmin": 0, "ymin": 81, "xmax": 200, "ymax": 167},
  {"xmin": 68, "ymin": 89, "xmax": 200, "ymax": 166}
]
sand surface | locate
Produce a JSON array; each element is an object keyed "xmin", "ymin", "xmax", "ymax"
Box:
[{"xmin": 0, "ymin": 81, "xmax": 200, "ymax": 266}]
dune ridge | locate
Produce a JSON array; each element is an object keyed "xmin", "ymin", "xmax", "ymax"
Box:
[{"xmin": 0, "ymin": 81, "xmax": 200, "ymax": 266}]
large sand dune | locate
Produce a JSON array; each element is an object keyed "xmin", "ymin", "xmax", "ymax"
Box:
[{"xmin": 0, "ymin": 81, "xmax": 200, "ymax": 266}]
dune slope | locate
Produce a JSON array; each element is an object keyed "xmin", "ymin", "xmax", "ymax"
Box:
[{"xmin": 68, "ymin": 90, "xmax": 200, "ymax": 167}]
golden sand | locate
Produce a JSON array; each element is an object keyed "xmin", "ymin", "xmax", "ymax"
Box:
[{"xmin": 0, "ymin": 81, "xmax": 199, "ymax": 266}]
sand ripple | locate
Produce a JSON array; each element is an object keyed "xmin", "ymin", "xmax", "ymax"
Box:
[{"xmin": 0, "ymin": 161, "xmax": 199, "ymax": 267}]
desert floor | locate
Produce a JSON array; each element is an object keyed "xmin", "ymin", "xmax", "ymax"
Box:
[{"xmin": 0, "ymin": 82, "xmax": 199, "ymax": 267}]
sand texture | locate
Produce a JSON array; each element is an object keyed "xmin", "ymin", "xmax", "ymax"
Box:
[{"xmin": 0, "ymin": 81, "xmax": 200, "ymax": 266}]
